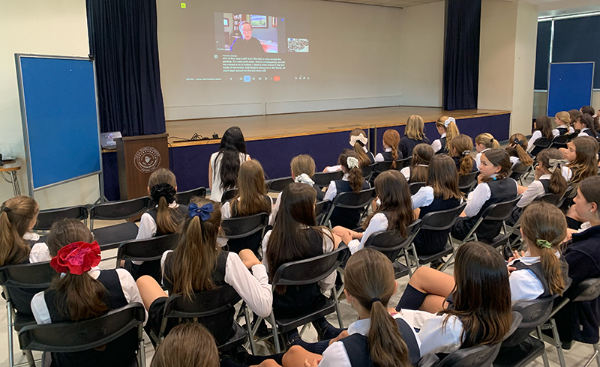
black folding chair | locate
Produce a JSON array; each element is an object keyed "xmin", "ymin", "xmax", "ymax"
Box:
[
  {"xmin": 458, "ymin": 171, "xmax": 479, "ymax": 195},
  {"xmin": 266, "ymin": 177, "xmax": 294, "ymax": 193},
  {"xmin": 409, "ymin": 182, "xmax": 426, "ymax": 195},
  {"xmin": 116, "ymin": 234, "xmax": 180, "ymax": 282},
  {"xmin": 148, "ymin": 285, "xmax": 249, "ymax": 353},
  {"xmin": 361, "ymin": 163, "xmax": 377, "ymax": 181},
  {"xmin": 312, "ymin": 171, "xmax": 343, "ymax": 189},
  {"xmin": 395, "ymin": 157, "xmax": 412, "ymax": 170},
  {"xmin": 551, "ymin": 135, "xmax": 570, "ymax": 149},
  {"xmin": 221, "ymin": 189, "xmax": 238, "ymax": 204},
  {"xmin": 19, "ymin": 303, "xmax": 146, "ymax": 367},
  {"xmin": 176, "ymin": 187, "xmax": 206, "ymax": 205},
  {"xmin": 510, "ymin": 163, "xmax": 530, "ymax": 185},
  {"xmin": 374, "ymin": 161, "xmax": 394, "ymax": 173},
  {"xmin": 315, "ymin": 201, "xmax": 328, "ymax": 226},
  {"xmin": 90, "ymin": 197, "xmax": 151, "ymax": 250},
  {"xmin": 221, "ymin": 212, "xmax": 269, "ymax": 254},
  {"xmin": 0, "ymin": 262, "xmax": 55, "ymax": 367},
  {"xmin": 250, "ymin": 245, "xmax": 349, "ymax": 353},
  {"xmin": 567, "ymin": 132, "xmax": 579, "ymax": 141},
  {"xmin": 321, "ymin": 188, "xmax": 376, "ymax": 229},
  {"xmin": 530, "ymin": 137, "xmax": 553, "ymax": 157},
  {"xmin": 33, "ymin": 205, "xmax": 89, "ymax": 232},
  {"xmin": 508, "ymin": 192, "xmax": 565, "ymax": 249}
]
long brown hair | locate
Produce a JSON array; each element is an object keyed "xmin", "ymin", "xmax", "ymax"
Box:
[
  {"xmin": 345, "ymin": 249, "xmax": 411, "ymax": 367},
  {"xmin": 568, "ymin": 137, "xmax": 599, "ymax": 185},
  {"xmin": 405, "ymin": 115, "xmax": 425, "ymax": 140},
  {"xmin": 480, "ymin": 149, "xmax": 512, "ymax": 183},
  {"xmin": 520, "ymin": 203, "xmax": 566, "ymax": 296},
  {"xmin": 266, "ymin": 183, "xmax": 333, "ymax": 294},
  {"xmin": 581, "ymin": 105, "xmax": 600, "ymax": 132},
  {"xmin": 151, "ymin": 323, "xmax": 219, "ymax": 367},
  {"xmin": 0, "ymin": 196, "xmax": 39, "ymax": 266},
  {"xmin": 535, "ymin": 116, "xmax": 554, "ymax": 139},
  {"xmin": 579, "ymin": 176, "xmax": 600, "ymax": 222},
  {"xmin": 148, "ymin": 168, "xmax": 180, "ymax": 234},
  {"xmin": 410, "ymin": 144, "xmax": 433, "ymax": 183},
  {"xmin": 52, "ymin": 271, "xmax": 108, "ymax": 321},
  {"xmin": 339, "ymin": 149, "xmax": 364, "ymax": 193},
  {"xmin": 507, "ymin": 133, "xmax": 533, "ymax": 167},
  {"xmin": 475, "ymin": 133, "xmax": 500, "ymax": 149},
  {"xmin": 365, "ymin": 171, "xmax": 413, "ymax": 238},
  {"xmin": 350, "ymin": 128, "xmax": 371, "ymax": 167},
  {"xmin": 436, "ymin": 116, "xmax": 460, "ymax": 151},
  {"xmin": 231, "ymin": 160, "xmax": 271, "ymax": 217},
  {"xmin": 166, "ymin": 198, "xmax": 222, "ymax": 299},
  {"xmin": 442, "ymin": 242, "xmax": 512, "ymax": 348},
  {"xmin": 383, "ymin": 129, "xmax": 401, "ymax": 169},
  {"xmin": 536, "ymin": 149, "xmax": 567, "ymax": 196},
  {"xmin": 290, "ymin": 155, "xmax": 316, "ymax": 177},
  {"xmin": 449, "ymin": 134, "xmax": 475, "ymax": 176},
  {"xmin": 215, "ymin": 126, "xmax": 247, "ymax": 191},
  {"xmin": 47, "ymin": 219, "xmax": 94, "ymax": 257},
  {"xmin": 569, "ymin": 109, "xmax": 582, "ymax": 126},
  {"xmin": 427, "ymin": 155, "xmax": 462, "ymax": 200},
  {"xmin": 576, "ymin": 114, "xmax": 598, "ymax": 137}
]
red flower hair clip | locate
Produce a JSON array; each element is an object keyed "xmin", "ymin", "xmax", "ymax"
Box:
[{"xmin": 50, "ymin": 241, "xmax": 101, "ymax": 275}]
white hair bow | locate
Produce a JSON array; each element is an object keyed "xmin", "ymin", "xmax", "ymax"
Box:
[
  {"xmin": 294, "ymin": 173, "xmax": 315, "ymax": 186},
  {"xmin": 444, "ymin": 117, "xmax": 455, "ymax": 128},
  {"xmin": 349, "ymin": 134, "xmax": 368, "ymax": 147},
  {"xmin": 548, "ymin": 159, "xmax": 568, "ymax": 173},
  {"xmin": 347, "ymin": 157, "xmax": 360, "ymax": 169}
]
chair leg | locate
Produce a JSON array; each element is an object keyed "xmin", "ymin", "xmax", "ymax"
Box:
[
  {"xmin": 536, "ymin": 326, "xmax": 550, "ymax": 367},
  {"xmin": 138, "ymin": 327, "xmax": 146, "ymax": 367},
  {"xmin": 25, "ymin": 350, "xmax": 35, "ymax": 367},
  {"xmin": 550, "ymin": 318, "xmax": 567, "ymax": 367},
  {"xmin": 244, "ymin": 305, "xmax": 257, "ymax": 355},
  {"xmin": 269, "ymin": 313, "xmax": 281, "ymax": 353},
  {"xmin": 594, "ymin": 343, "xmax": 600, "ymax": 367},
  {"xmin": 7, "ymin": 301, "xmax": 14, "ymax": 367},
  {"xmin": 335, "ymin": 296, "xmax": 344, "ymax": 329}
]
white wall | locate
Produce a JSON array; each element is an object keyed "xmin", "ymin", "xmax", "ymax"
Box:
[{"xmin": 0, "ymin": 0, "xmax": 99, "ymax": 208}]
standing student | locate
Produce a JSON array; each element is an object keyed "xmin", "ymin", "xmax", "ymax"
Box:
[
  {"xmin": 432, "ymin": 116, "xmax": 459, "ymax": 155},
  {"xmin": 401, "ymin": 143, "xmax": 433, "ymax": 183},
  {"xmin": 474, "ymin": 133, "xmax": 500, "ymax": 170},
  {"xmin": 448, "ymin": 134, "xmax": 477, "ymax": 176},
  {"xmin": 451, "ymin": 149, "xmax": 518, "ymax": 243},
  {"xmin": 324, "ymin": 149, "xmax": 370, "ymax": 228},
  {"xmin": 31, "ymin": 240, "xmax": 146, "ymax": 367},
  {"xmin": 528, "ymin": 116, "xmax": 554, "ymax": 153},
  {"xmin": 399, "ymin": 115, "xmax": 431, "ymax": 159},
  {"xmin": 554, "ymin": 111, "xmax": 575, "ymax": 136},
  {"xmin": 573, "ymin": 114, "xmax": 598, "ymax": 138},
  {"xmin": 374, "ymin": 129, "xmax": 402, "ymax": 167},
  {"xmin": 506, "ymin": 134, "xmax": 534, "ymax": 168},
  {"xmin": 209, "ymin": 126, "xmax": 250, "ymax": 201}
]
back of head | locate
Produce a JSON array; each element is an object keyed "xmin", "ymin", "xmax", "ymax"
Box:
[
  {"xmin": 170, "ymin": 198, "xmax": 222, "ymax": 299},
  {"xmin": 232, "ymin": 160, "xmax": 270, "ymax": 217},
  {"xmin": 581, "ymin": 105, "xmax": 596, "ymax": 117},
  {"xmin": 570, "ymin": 136, "xmax": 599, "ymax": 184},
  {"xmin": 0, "ymin": 196, "xmax": 39, "ymax": 266},
  {"xmin": 480, "ymin": 149, "xmax": 512, "ymax": 182},
  {"xmin": 350, "ymin": 128, "xmax": 371, "ymax": 166},
  {"xmin": 151, "ymin": 323, "xmax": 219, "ymax": 367},
  {"xmin": 339, "ymin": 149, "xmax": 364, "ymax": 193},
  {"xmin": 569, "ymin": 109, "xmax": 582, "ymax": 125},
  {"xmin": 449, "ymin": 134, "xmax": 474, "ymax": 176},
  {"xmin": 370, "ymin": 171, "xmax": 413, "ymax": 237},
  {"xmin": 47, "ymin": 219, "xmax": 94, "ymax": 257},
  {"xmin": 427, "ymin": 155, "xmax": 461, "ymax": 200},
  {"xmin": 217, "ymin": 126, "xmax": 247, "ymax": 191},
  {"xmin": 475, "ymin": 133, "xmax": 499, "ymax": 149},
  {"xmin": 405, "ymin": 115, "xmax": 425, "ymax": 140},
  {"xmin": 290, "ymin": 154, "xmax": 316, "ymax": 177},
  {"xmin": 507, "ymin": 133, "xmax": 533, "ymax": 167},
  {"xmin": 447, "ymin": 242, "xmax": 512, "ymax": 348},
  {"xmin": 436, "ymin": 116, "xmax": 459, "ymax": 149},
  {"xmin": 520, "ymin": 202, "xmax": 566, "ymax": 295},
  {"xmin": 577, "ymin": 114, "xmax": 597, "ymax": 136},
  {"xmin": 383, "ymin": 129, "xmax": 401, "ymax": 168},
  {"xmin": 148, "ymin": 168, "xmax": 179, "ymax": 234},
  {"xmin": 556, "ymin": 111, "xmax": 571, "ymax": 127},
  {"xmin": 536, "ymin": 148, "xmax": 567, "ymax": 195},
  {"xmin": 535, "ymin": 116, "xmax": 554, "ymax": 138},
  {"xmin": 411, "ymin": 144, "xmax": 434, "ymax": 182},
  {"xmin": 345, "ymin": 249, "xmax": 411, "ymax": 367}
]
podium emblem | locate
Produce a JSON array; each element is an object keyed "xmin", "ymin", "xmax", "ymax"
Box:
[{"xmin": 134, "ymin": 147, "xmax": 161, "ymax": 173}]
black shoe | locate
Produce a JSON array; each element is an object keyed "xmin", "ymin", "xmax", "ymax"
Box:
[
  {"xmin": 430, "ymin": 259, "xmax": 446, "ymax": 270},
  {"xmin": 312, "ymin": 318, "xmax": 332, "ymax": 341}
]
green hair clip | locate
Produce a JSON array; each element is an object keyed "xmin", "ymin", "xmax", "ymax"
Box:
[{"xmin": 536, "ymin": 239, "xmax": 552, "ymax": 249}]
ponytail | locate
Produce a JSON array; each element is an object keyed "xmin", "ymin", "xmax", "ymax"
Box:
[
  {"xmin": 539, "ymin": 246, "xmax": 565, "ymax": 296},
  {"xmin": 354, "ymin": 143, "xmax": 371, "ymax": 167},
  {"xmin": 514, "ymin": 144, "xmax": 533, "ymax": 167},
  {"xmin": 508, "ymin": 134, "xmax": 533, "ymax": 167},
  {"xmin": 148, "ymin": 169, "xmax": 179, "ymax": 235},
  {"xmin": 537, "ymin": 149, "xmax": 567, "ymax": 196},
  {"xmin": 383, "ymin": 129, "xmax": 401, "ymax": 169},
  {"xmin": 348, "ymin": 167, "xmax": 363, "ymax": 193},
  {"xmin": 437, "ymin": 116, "xmax": 460, "ymax": 151},
  {"xmin": 390, "ymin": 145, "xmax": 399, "ymax": 169},
  {"xmin": 339, "ymin": 149, "xmax": 365, "ymax": 193},
  {"xmin": 369, "ymin": 300, "xmax": 411, "ymax": 367},
  {"xmin": 0, "ymin": 196, "xmax": 39, "ymax": 266},
  {"xmin": 52, "ymin": 273, "xmax": 108, "ymax": 321},
  {"xmin": 459, "ymin": 154, "xmax": 474, "ymax": 176}
]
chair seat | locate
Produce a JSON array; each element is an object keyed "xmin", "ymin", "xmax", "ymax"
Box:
[
  {"xmin": 481, "ymin": 233, "xmax": 510, "ymax": 248},
  {"xmin": 417, "ymin": 244, "xmax": 454, "ymax": 265},
  {"xmin": 275, "ymin": 298, "xmax": 337, "ymax": 334},
  {"xmin": 13, "ymin": 312, "xmax": 36, "ymax": 331},
  {"xmin": 217, "ymin": 322, "xmax": 248, "ymax": 352},
  {"xmin": 493, "ymin": 336, "xmax": 545, "ymax": 367},
  {"xmin": 93, "ymin": 222, "xmax": 140, "ymax": 250},
  {"xmin": 393, "ymin": 262, "xmax": 410, "ymax": 279}
]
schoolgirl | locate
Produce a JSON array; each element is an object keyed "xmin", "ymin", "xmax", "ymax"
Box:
[
  {"xmin": 573, "ymin": 114, "xmax": 598, "ymax": 138},
  {"xmin": 506, "ymin": 133, "xmax": 534, "ymax": 168},
  {"xmin": 527, "ymin": 116, "xmax": 554, "ymax": 153},
  {"xmin": 400, "ymin": 115, "xmax": 431, "ymax": 159},
  {"xmin": 553, "ymin": 111, "xmax": 575, "ymax": 136},
  {"xmin": 432, "ymin": 116, "xmax": 459, "ymax": 154},
  {"xmin": 209, "ymin": 126, "xmax": 250, "ymax": 201},
  {"xmin": 151, "ymin": 323, "xmax": 219, "ymax": 367},
  {"xmin": 324, "ymin": 149, "xmax": 370, "ymax": 228},
  {"xmin": 400, "ymin": 143, "xmax": 433, "ymax": 183},
  {"xmin": 474, "ymin": 133, "xmax": 500, "ymax": 170},
  {"xmin": 451, "ymin": 149, "xmax": 518, "ymax": 243},
  {"xmin": 560, "ymin": 136, "xmax": 598, "ymax": 184},
  {"xmin": 580, "ymin": 105, "xmax": 600, "ymax": 133},
  {"xmin": 323, "ymin": 129, "xmax": 374, "ymax": 172},
  {"xmin": 374, "ymin": 129, "xmax": 402, "ymax": 166},
  {"xmin": 448, "ymin": 134, "xmax": 477, "ymax": 176}
]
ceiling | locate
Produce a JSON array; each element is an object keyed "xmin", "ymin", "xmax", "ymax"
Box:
[
  {"xmin": 318, "ymin": 0, "xmax": 442, "ymax": 9},
  {"xmin": 317, "ymin": 0, "xmax": 600, "ymax": 11}
]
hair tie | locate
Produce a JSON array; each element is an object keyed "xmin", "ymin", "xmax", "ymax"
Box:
[
  {"xmin": 548, "ymin": 159, "xmax": 568, "ymax": 173},
  {"xmin": 513, "ymin": 138, "xmax": 523, "ymax": 146},
  {"xmin": 461, "ymin": 150, "xmax": 471, "ymax": 157},
  {"xmin": 1, "ymin": 206, "xmax": 11, "ymax": 214},
  {"xmin": 536, "ymin": 239, "xmax": 552, "ymax": 249},
  {"xmin": 349, "ymin": 134, "xmax": 368, "ymax": 148},
  {"xmin": 150, "ymin": 183, "xmax": 176, "ymax": 204},
  {"xmin": 371, "ymin": 298, "xmax": 381, "ymax": 304},
  {"xmin": 493, "ymin": 176, "xmax": 497, "ymax": 181},
  {"xmin": 444, "ymin": 117, "xmax": 455, "ymax": 128},
  {"xmin": 50, "ymin": 241, "xmax": 101, "ymax": 275},
  {"xmin": 490, "ymin": 138, "xmax": 494, "ymax": 143},
  {"xmin": 294, "ymin": 173, "xmax": 315, "ymax": 186},
  {"xmin": 347, "ymin": 157, "xmax": 360, "ymax": 169},
  {"xmin": 188, "ymin": 203, "xmax": 214, "ymax": 221}
]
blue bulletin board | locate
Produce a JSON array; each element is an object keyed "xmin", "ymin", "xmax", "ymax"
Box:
[{"xmin": 547, "ymin": 62, "xmax": 594, "ymax": 117}]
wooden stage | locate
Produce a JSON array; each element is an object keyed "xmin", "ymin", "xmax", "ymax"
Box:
[{"xmin": 166, "ymin": 106, "xmax": 510, "ymax": 148}]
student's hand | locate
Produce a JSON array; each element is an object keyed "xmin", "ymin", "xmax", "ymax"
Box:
[
  {"xmin": 328, "ymin": 330, "xmax": 349, "ymax": 345},
  {"xmin": 508, "ymin": 266, "xmax": 517, "ymax": 275},
  {"xmin": 323, "ymin": 166, "xmax": 330, "ymax": 172},
  {"xmin": 564, "ymin": 228, "xmax": 577, "ymax": 242},
  {"xmin": 477, "ymin": 175, "xmax": 485, "ymax": 184},
  {"xmin": 341, "ymin": 231, "xmax": 353, "ymax": 245},
  {"xmin": 239, "ymin": 249, "xmax": 261, "ymax": 269},
  {"xmin": 349, "ymin": 230, "xmax": 363, "ymax": 240},
  {"xmin": 332, "ymin": 226, "xmax": 351, "ymax": 238},
  {"xmin": 304, "ymin": 358, "xmax": 321, "ymax": 367}
]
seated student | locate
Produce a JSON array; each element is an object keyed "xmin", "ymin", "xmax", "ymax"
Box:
[
  {"xmin": 580, "ymin": 105, "xmax": 600, "ymax": 133},
  {"xmin": 554, "ymin": 111, "xmax": 575, "ymax": 136},
  {"xmin": 0, "ymin": 196, "xmax": 48, "ymax": 265},
  {"xmin": 570, "ymin": 109, "xmax": 582, "ymax": 126},
  {"xmin": 127, "ymin": 168, "xmax": 187, "ymax": 279},
  {"xmin": 474, "ymin": 133, "xmax": 500, "ymax": 170},
  {"xmin": 451, "ymin": 149, "xmax": 518, "ymax": 243},
  {"xmin": 401, "ymin": 143, "xmax": 433, "ymax": 183},
  {"xmin": 411, "ymin": 155, "xmax": 462, "ymax": 257},
  {"xmin": 136, "ymin": 198, "xmax": 272, "ymax": 345},
  {"xmin": 31, "ymin": 239, "xmax": 146, "ymax": 367},
  {"xmin": 263, "ymin": 183, "xmax": 340, "ymax": 319},
  {"xmin": 448, "ymin": 134, "xmax": 477, "ymax": 176},
  {"xmin": 209, "ymin": 126, "xmax": 251, "ymax": 202},
  {"xmin": 510, "ymin": 149, "xmax": 567, "ymax": 226},
  {"xmin": 573, "ymin": 113, "xmax": 599, "ymax": 138},
  {"xmin": 151, "ymin": 323, "xmax": 219, "ymax": 367},
  {"xmin": 323, "ymin": 129, "xmax": 374, "ymax": 172},
  {"xmin": 527, "ymin": 116, "xmax": 554, "ymax": 154},
  {"xmin": 222, "ymin": 160, "xmax": 272, "ymax": 253},
  {"xmin": 375, "ymin": 129, "xmax": 402, "ymax": 166},
  {"xmin": 400, "ymin": 115, "xmax": 431, "ymax": 159},
  {"xmin": 394, "ymin": 241, "xmax": 512, "ymax": 356},
  {"xmin": 506, "ymin": 133, "xmax": 534, "ymax": 168},
  {"xmin": 283, "ymin": 249, "xmax": 420, "ymax": 367},
  {"xmin": 432, "ymin": 116, "xmax": 459, "ymax": 155},
  {"xmin": 324, "ymin": 149, "xmax": 370, "ymax": 228},
  {"xmin": 331, "ymin": 170, "xmax": 414, "ymax": 255}
]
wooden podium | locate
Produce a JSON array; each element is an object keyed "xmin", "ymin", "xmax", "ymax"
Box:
[{"xmin": 116, "ymin": 133, "xmax": 169, "ymax": 201}]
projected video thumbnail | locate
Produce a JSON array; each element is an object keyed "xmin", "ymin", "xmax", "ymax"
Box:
[
  {"xmin": 216, "ymin": 13, "xmax": 280, "ymax": 54},
  {"xmin": 288, "ymin": 38, "xmax": 309, "ymax": 52}
]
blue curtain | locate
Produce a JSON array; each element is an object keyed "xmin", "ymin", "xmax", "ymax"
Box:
[
  {"xmin": 86, "ymin": 0, "xmax": 166, "ymax": 136},
  {"xmin": 443, "ymin": 0, "xmax": 482, "ymax": 111}
]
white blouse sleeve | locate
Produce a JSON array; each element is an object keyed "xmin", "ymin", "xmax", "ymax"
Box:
[
  {"xmin": 400, "ymin": 167, "xmax": 411, "ymax": 180},
  {"xmin": 527, "ymin": 131, "xmax": 542, "ymax": 153},
  {"xmin": 269, "ymin": 192, "xmax": 282, "ymax": 226},
  {"xmin": 474, "ymin": 153, "xmax": 481, "ymax": 170},
  {"xmin": 221, "ymin": 201, "xmax": 232, "ymax": 219},
  {"xmin": 578, "ymin": 131, "xmax": 590, "ymax": 137},
  {"xmin": 261, "ymin": 230, "xmax": 272, "ymax": 271},
  {"xmin": 347, "ymin": 213, "xmax": 389, "ymax": 254},
  {"xmin": 431, "ymin": 139, "xmax": 442, "ymax": 153},
  {"xmin": 324, "ymin": 181, "xmax": 337, "ymax": 202},
  {"xmin": 29, "ymin": 243, "xmax": 51, "ymax": 263},
  {"xmin": 562, "ymin": 166, "xmax": 572, "ymax": 182},
  {"xmin": 318, "ymin": 228, "xmax": 337, "ymax": 293},
  {"xmin": 324, "ymin": 165, "xmax": 342, "ymax": 173},
  {"xmin": 116, "ymin": 268, "xmax": 148, "ymax": 323},
  {"xmin": 319, "ymin": 341, "xmax": 352, "ymax": 367},
  {"xmin": 552, "ymin": 129, "xmax": 560, "ymax": 137},
  {"xmin": 516, "ymin": 181, "xmax": 544, "ymax": 208},
  {"xmin": 31, "ymin": 291, "xmax": 51, "ymax": 324},
  {"xmin": 374, "ymin": 153, "xmax": 384, "ymax": 163},
  {"xmin": 417, "ymin": 314, "xmax": 464, "ymax": 356},
  {"xmin": 136, "ymin": 213, "xmax": 156, "ymax": 240},
  {"xmin": 411, "ymin": 186, "xmax": 434, "ymax": 210},
  {"xmin": 224, "ymin": 252, "xmax": 273, "ymax": 317},
  {"xmin": 464, "ymin": 183, "xmax": 491, "ymax": 218},
  {"xmin": 509, "ymin": 269, "xmax": 544, "ymax": 304}
]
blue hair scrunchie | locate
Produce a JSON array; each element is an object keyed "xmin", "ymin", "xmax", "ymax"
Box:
[{"xmin": 188, "ymin": 203, "xmax": 214, "ymax": 222}]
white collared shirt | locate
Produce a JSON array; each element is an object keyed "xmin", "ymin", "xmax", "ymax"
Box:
[
  {"xmin": 324, "ymin": 173, "xmax": 350, "ymax": 201},
  {"xmin": 347, "ymin": 213, "xmax": 388, "ymax": 254},
  {"xmin": 517, "ymin": 174, "xmax": 551, "ymax": 208},
  {"xmin": 527, "ymin": 130, "xmax": 542, "ymax": 153},
  {"xmin": 578, "ymin": 128, "xmax": 591, "ymax": 137},
  {"xmin": 136, "ymin": 201, "xmax": 180, "ymax": 240},
  {"xmin": 411, "ymin": 186, "xmax": 435, "ymax": 210},
  {"xmin": 507, "ymin": 254, "xmax": 550, "ymax": 303},
  {"xmin": 374, "ymin": 147, "xmax": 392, "ymax": 163},
  {"xmin": 399, "ymin": 309, "xmax": 463, "ymax": 356},
  {"xmin": 24, "ymin": 233, "xmax": 51, "ymax": 263},
  {"xmin": 464, "ymin": 176, "xmax": 518, "ymax": 218},
  {"xmin": 431, "ymin": 133, "xmax": 446, "ymax": 154}
]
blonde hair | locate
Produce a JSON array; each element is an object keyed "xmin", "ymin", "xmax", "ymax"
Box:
[
  {"xmin": 405, "ymin": 115, "xmax": 425, "ymax": 140},
  {"xmin": 555, "ymin": 111, "xmax": 571, "ymax": 127},
  {"xmin": 0, "ymin": 196, "xmax": 39, "ymax": 266},
  {"xmin": 290, "ymin": 155, "xmax": 316, "ymax": 177},
  {"xmin": 507, "ymin": 133, "xmax": 534, "ymax": 167},
  {"xmin": 475, "ymin": 133, "xmax": 500, "ymax": 149},
  {"xmin": 436, "ymin": 116, "xmax": 460, "ymax": 150},
  {"xmin": 231, "ymin": 160, "xmax": 271, "ymax": 217}
]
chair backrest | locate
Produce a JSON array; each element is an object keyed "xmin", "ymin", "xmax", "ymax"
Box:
[
  {"xmin": 312, "ymin": 171, "xmax": 343, "ymax": 188},
  {"xmin": 509, "ymin": 163, "xmax": 530, "ymax": 180},
  {"xmin": 19, "ymin": 303, "xmax": 145, "ymax": 352},
  {"xmin": 458, "ymin": 171, "xmax": 479, "ymax": 193},
  {"xmin": 329, "ymin": 188, "xmax": 376, "ymax": 210},
  {"xmin": 396, "ymin": 157, "xmax": 412, "ymax": 169},
  {"xmin": 266, "ymin": 177, "xmax": 294, "ymax": 193},
  {"xmin": 0, "ymin": 261, "xmax": 55, "ymax": 290},
  {"xmin": 551, "ymin": 134, "xmax": 570, "ymax": 148},
  {"xmin": 90, "ymin": 196, "xmax": 151, "ymax": 221},
  {"xmin": 221, "ymin": 189, "xmax": 238, "ymax": 204},
  {"xmin": 116, "ymin": 234, "xmax": 180, "ymax": 263},
  {"xmin": 272, "ymin": 245, "xmax": 349, "ymax": 287},
  {"xmin": 409, "ymin": 182, "xmax": 426, "ymax": 195},
  {"xmin": 502, "ymin": 297, "xmax": 554, "ymax": 348},
  {"xmin": 570, "ymin": 277, "xmax": 600, "ymax": 302},
  {"xmin": 374, "ymin": 161, "xmax": 393, "ymax": 173},
  {"xmin": 221, "ymin": 212, "xmax": 269, "ymax": 239},
  {"xmin": 176, "ymin": 187, "xmax": 206, "ymax": 205},
  {"xmin": 533, "ymin": 137, "xmax": 552, "ymax": 148},
  {"xmin": 533, "ymin": 191, "xmax": 564, "ymax": 208},
  {"xmin": 420, "ymin": 203, "xmax": 467, "ymax": 231},
  {"xmin": 480, "ymin": 196, "xmax": 522, "ymax": 222},
  {"xmin": 163, "ymin": 285, "xmax": 241, "ymax": 319},
  {"xmin": 363, "ymin": 220, "xmax": 422, "ymax": 262},
  {"xmin": 34, "ymin": 205, "xmax": 89, "ymax": 231},
  {"xmin": 361, "ymin": 163, "xmax": 377, "ymax": 178},
  {"xmin": 436, "ymin": 342, "xmax": 502, "ymax": 367}
]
